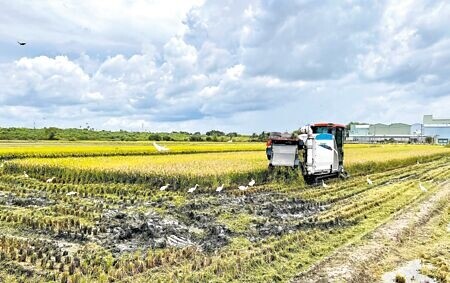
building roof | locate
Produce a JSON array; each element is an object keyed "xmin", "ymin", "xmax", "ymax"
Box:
[{"xmin": 423, "ymin": 114, "xmax": 450, "ymax": 125}]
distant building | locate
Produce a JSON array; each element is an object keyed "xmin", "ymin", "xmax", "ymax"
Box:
[
  {"xmin": 348, "ymin": 124, "xmax": 369, "ymax": 136},
  {"xmin": 348, "ymin": 123, "xmax": 415, "ymax": 143},
  {"xmin": 369, "ymin": 123, "xmax": 411, "ymax": 136},
  {"xmin": 346, "ymin": 115, "xmax": 450, "ymax": 144},
  {"xmin": 423, "ymin": 115, "xmax": 450, "ymax": 145}
]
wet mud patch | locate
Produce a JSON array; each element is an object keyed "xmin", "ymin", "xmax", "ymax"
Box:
[
  {"xmin": 95, "ymin": 209, "xmax": 231, "ymax": 254},
  {"xmin": 176, "ymin": 191, "xmax": 334, "ymax": 240},
  {"xmin": 381, "ymin": 259, "xmax": 437, "ymax": 283},
  {"xmin": 0, "ymin": 192, "xmax": 54, "ymax": 207}
]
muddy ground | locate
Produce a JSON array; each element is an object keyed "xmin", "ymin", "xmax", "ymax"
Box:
[
  {"xmin": 93, "ymin": 191, "xmax": 332, "ymax": 254},
  {"xmin": 0, "ymin": 186, "xmax": 333, "ymax": 255}
]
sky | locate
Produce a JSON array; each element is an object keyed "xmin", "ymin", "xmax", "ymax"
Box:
[{"xmin": 0, "ymin": 0, "xmax": 449, "ymax": 133}]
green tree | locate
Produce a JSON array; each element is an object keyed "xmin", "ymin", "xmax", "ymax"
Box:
[{"xmin": 148, "ymin": 133, "xmax": 161, "ymax": 141}]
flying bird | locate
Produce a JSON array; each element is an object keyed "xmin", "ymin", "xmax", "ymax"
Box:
[
  {"xmin": 17, "ymin": 41, "xmax": 26, "ymax": 46},
  {"xmin": 366, "ymin": 177, "xmax": 373, "ymax": 185},
  {"xmin": 322, "ymin": 180, "xmax": 329, "ymax": 188},
  {"xmin": 46, "ymin": 177, "xmax": 56, "ymax": 183},
  {"xmin": 160, "ymin": 184, "xmax": 170, "ymax": 191},
  {"xmin": 188, "ymin": 184, "xmax": 199, "ymax": 193},
  {"xmin": 23, "ymin": 171, "xmax": 29, "ymax": 178},
  {"xmin": 153, "ymin": 142, "xmax": 169, "ymax": 152},
  {"xmin": 419, "ymin": 182, "xmax": 427, "ymax": 192},
  {"xmin": 248, "ymin": 179, "xmax": 255, "ymax": 187},
  {"xmin": 216, "ymin": 184, "xmax": 224, "ymax": 192},
  {"xmin": 238, "ymin": 185, "xmax": 248, "ymax": 191}
]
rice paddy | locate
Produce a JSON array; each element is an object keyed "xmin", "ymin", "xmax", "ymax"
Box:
[
  {"xmin": 0, "ymin": 141, "xmax": 449, "ymax": 282},
  {"xmin": 0, "ymin": 141, "xmax": 264, "ymax": 159}
]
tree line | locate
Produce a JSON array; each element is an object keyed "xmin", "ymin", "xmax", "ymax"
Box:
[{"xmin": 0, "ymin": 127, "xmax": 271, "ymax": 142}]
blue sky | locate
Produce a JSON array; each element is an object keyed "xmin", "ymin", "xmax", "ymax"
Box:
[{"xmin": 0, "ymin": 0, "xmax": 449, "ymax": 133}]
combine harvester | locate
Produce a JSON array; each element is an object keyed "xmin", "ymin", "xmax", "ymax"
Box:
[{"xmin": 266, "ymin": 122, "xmax": 348, "ymax": 184}]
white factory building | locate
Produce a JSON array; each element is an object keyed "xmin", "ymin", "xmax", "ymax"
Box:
[
  {"xmin": 347, "ymin": 115, "xmax": 450, "ymax": 144},
  {"xmin": 422, "ymin": 115, "xmax": 450, "ymax": 145}
]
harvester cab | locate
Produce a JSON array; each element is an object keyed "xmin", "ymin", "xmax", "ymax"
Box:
[{"xmin": 266, "ymin": 123, "xmax": 348, "ymax": 184}]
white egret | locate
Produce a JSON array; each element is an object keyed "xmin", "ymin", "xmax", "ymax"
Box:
[
  {"xmin": 419, "ymin": 182, "xmax": 427, "ymax": 192},
  {"xmin": 322, "ymin": 180, "xmax": 329, "ymax": 188},
  {"xmin": 238, "ymin": 185, "xmax": 248, "ymax": 191},
  {"xmin": 216, "ymin": 184, "xmax": 224, "ymax": 192},
  {"xmin": 160, "ymin": 184, "xmax": 170, "ymax": 191},
  {"xmin": 188, "ymin": 184, "xmax": 199, "ymax": 193},
  {"xmin": 248, "ymin": 179, "xmax": 256, "ymax": 187},
  {"xmin": 366, "ymin": 177, "xmax": 373, "ymax": 185},
  {"xmin": 153, "ymin": 142, "xmax": 169, "ymax": 152},
  {"xmin": 46, "ymin": 177, "xmax": 56, "ymax": 183},
  {"xmin": 23, "ymin": 171, "xmax": 29, "ymax": 178}
]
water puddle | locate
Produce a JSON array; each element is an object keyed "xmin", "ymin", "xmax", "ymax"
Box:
[{"xmin": 382, "ymin": 259, "xmax": 436, "ymax": 283}]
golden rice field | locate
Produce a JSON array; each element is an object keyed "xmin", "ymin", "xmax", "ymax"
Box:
[
  {"xmin": 6, "ymin": 144, "xmax": 450, "ymax": 185},
  {"xmin": 0, "ymin": 141, "xmax": 449, "ymax": 282},
  {"xmin": 11, "ymin": 151, "xmax": 266, "ymax": 177},
  {"xmin": 0, "ymin": 141, "xmax": 264, "ymax": 159},
  {"xmin": 344, "ymin": 143, "xmax": 450, "ymax": 163}
]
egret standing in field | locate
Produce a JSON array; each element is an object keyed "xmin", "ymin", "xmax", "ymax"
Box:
[
  {"xmin": 153, "ymin": 142, "xmax": 169, "ymax": 152},
  {"xmin": 216, "ymin": 184, "xmax": 224, "ymax": 192},
  {"xmin": 23, "ymin": 171, "xmax": 29, "ymax": 178},
  {"xmin": 46, "ymin": 177, "xmax": 56, "ymax": 183},
  {"xmin": 419, "ymin": 182, "xmax": 427, "ymax": 192},
  {"xmin": 366, "ymin": 177, "xmax": 373, "ymax": 185},
  {"xmin": 248, "ymin": 179, "xmax": 255, "ymax": 187},
  {"xmin": 322, "ymin": 180, "xmax": 329, "ymax": 188},
  {"xmin": 188, "ymin": 184, "xmax": 199, "ymax": 193},
  {"xmin": 238, "ymin": 185, "xmax": 248, "ymax": 191},
  {"xmin": 160, "ymin": 184, "xmax": 171, "ymax": 191}
]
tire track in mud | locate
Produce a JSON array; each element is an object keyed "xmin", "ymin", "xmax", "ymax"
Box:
[{"xmin": 291, "ymin": 181, "xmax": 450, "ymax": 283}]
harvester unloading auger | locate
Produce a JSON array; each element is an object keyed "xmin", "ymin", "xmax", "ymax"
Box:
[{"xmin": 266, "ymin": 123, "xmax": 349, "ymax": 184}]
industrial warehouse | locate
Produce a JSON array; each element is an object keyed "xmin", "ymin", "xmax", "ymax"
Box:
[{"xmin": 347, "ymin": 114, "xmax": 450, "ymax": 144}]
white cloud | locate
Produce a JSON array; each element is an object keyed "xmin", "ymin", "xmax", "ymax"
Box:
[
  {"xmin": 0, "ymin": 0, "xmax": 449, "ymax": 132},
  {"xmin": 0, "ymin": 56, "xmax": 89, "ymax": 106}
]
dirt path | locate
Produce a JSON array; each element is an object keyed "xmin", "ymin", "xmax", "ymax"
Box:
[{"xmin": 291, "ymin": 181, "xmax": 450, "ymax": 283}]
